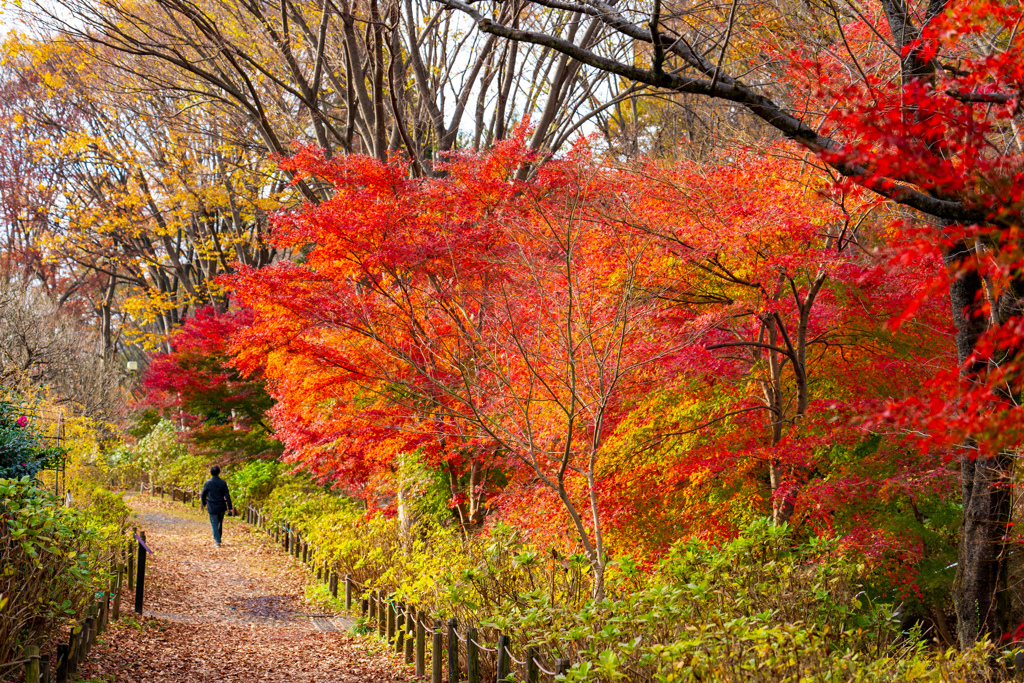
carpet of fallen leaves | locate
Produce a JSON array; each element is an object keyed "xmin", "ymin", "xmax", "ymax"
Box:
[{"xmin": 76, "ymin": 494, "xmax": 412, "ymax": 682}]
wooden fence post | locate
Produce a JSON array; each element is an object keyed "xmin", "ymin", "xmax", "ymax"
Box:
[
  {"xmin": 404, "ymin": 606, "xmax": 414, "ymax": 664},
  {"xmin": 386, "ymin": 598, "xmax": 396, "ymax": 643},
  {"xmin": 135, "ymin": 531, "xmax": 147, "ymax": 614},
  {"xmin": 23, "ymin": 645, "xmax": 40, "ymax": 683},
  {"xmin": 344, "ymin": 575, "xmax": 352, "ymax": 610},
  {"xmin": 377, "ymin": 591, "xmax": 386, "ymax": 639},
  {"xmin": 40, "ymin": 654, "xmax": 50, "ymax": 683},
  {"xmin": 55, "ymin": 643, "xmax": 68, "ymax": 683},
  {"xmin": 556, "ymin": 659, "xmax": 571, "ymax": 676},
  {"xmin": 496, "ymin": 634, "xmax": 510, "ymax": 682},
  {"xmin": 67, "ymin": 630, "xmax": 79, "ymax": 675},
  {"xmin": 329, "ymin": 571, "xmax": 339, "ymax": 599},
  {"xmin": 466, "ymin": 626, "xmax": 479, "ymax": 683},
  {"xmin": 361, "ymin": 596, "xmax": 368, "ymax": 618},
  {"xmin": 369, "ymin": 590, "xmax": 377, "ymax": 623},
  {"xmin": 127, "ymin": 543, "xmax": 134, "ymax": 591},
  {"xmin": 447, "ymin": 618, "xmax": 459, "ymax": 683},
  {"xmin": 83, "ymin": 617, "xmax": 95, "ymax": 656},
  {"xmin": 415, "ymin": 610, "xmax": 425, "ymax": 676},
  {"xmin": 526, "ymin": 647, "xmax": 538, "ymax": 683},
  {"xmin": 99, "ymin": 590, "xmax": 109, "ymax": 631},
  {"xmin": 112, "ymin": 564, "xmax": 124, "ymax": 621},
  {"xmin": 395, "ymin": 603, "xmax": 404, "ymax": 653},
  {"xmin": 432, "ymin": 619, "xmax": 443, "ymax": 683},
  {"xmin": 76, "ymin": 620, "xmax": 88, "ymax": 662},
  {"xmin": 89, "ymin": 611, "xmax": 99, "ymax": 649}
]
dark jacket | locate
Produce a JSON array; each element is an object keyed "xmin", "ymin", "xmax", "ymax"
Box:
[{"xmin": 201, "ymin": 476, "xmax": 233, "ymax": 515}]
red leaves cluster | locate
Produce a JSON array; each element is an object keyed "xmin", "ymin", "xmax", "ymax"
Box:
[
  {"xmin": 141, "ymin": 306, "xmax": 279, "ymax": 458},
  {"xmin": 222, "ymin": 126, "xmax": 964, "ymax": 590}
]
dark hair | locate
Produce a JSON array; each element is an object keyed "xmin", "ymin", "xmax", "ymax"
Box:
[{"xmin": 210, "ymin": 465, "xmax": 221, "ymax": 476}]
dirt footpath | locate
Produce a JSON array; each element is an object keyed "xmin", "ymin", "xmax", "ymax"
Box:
[{"xmin": 77, "ymin": 495, "xmax": 408, "ymax": 683}]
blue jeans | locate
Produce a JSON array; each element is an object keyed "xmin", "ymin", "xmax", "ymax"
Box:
[{"xmin": 209, "ymin": 511, "xmax": 225, "ymax": 544}]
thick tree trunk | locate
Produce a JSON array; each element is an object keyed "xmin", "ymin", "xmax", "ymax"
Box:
[
  {"xmin": 955, "ymin": 451, "xmax": 1012, "ymax": 646},
  {"xmin": 945, "ymin": 241, "xmax": 1012, "ymax": 647}
]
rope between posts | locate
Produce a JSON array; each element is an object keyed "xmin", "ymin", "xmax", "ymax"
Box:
[
  {"xmin": 455, "ymin": 629, "xmax": 468, "ymax": 642},
  {"xmin": 533, "ymin": 657, "xmax": 557, "ymax": 676},
  {"xmin": 505, "ymin": 645, "xmax": 525, "ymax": 666},
  {"xmin": 469, "ymin": 637, "xmax": 496, "ymax": 653}
]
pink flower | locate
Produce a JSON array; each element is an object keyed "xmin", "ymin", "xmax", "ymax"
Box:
[{"xmin": 16, "ymin": 415, "xmax": 27, "ymax": 427}]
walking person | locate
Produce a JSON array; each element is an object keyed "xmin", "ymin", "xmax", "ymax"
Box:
[{"xmin": 201, "ymin": 465, "xmax": 233, "ymax": 547}]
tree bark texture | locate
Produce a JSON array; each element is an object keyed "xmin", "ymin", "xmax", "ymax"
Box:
[{"xmin": 945, "ymin": 241, "xmax": 1012, "ymax": 647}]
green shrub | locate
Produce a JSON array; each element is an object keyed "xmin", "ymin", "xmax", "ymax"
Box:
[
  {"xmin": 104, "ymin": 444, "xmax": 148, "ymax": 490},
  {"xmin": 0, "ymin": 399, "xmax": 64, "ymax": 480},
  {"xmin": 129, "ymin": 418, "xmax": 189, "ymax": 485},
  {"xmin": 227, "ymin": 459, "xmax": 283, "ymax": 504},
  {"xmin": 0, "ymin": 478, "xmax": 123, "ymax": 676},
  {"xmin": 163, "ymin": 453, "xmax": 210, "ymax": 490},
  {"xmin": 74, "ymin": 485, "xmax": 133, "ymax": 538}
]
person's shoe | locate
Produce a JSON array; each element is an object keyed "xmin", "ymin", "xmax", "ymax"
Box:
[{"xmin": 215, "ymin": 542, "xmax": 221, "ymax": 548}]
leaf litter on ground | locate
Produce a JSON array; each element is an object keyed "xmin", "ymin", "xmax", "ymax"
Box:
[{"xmin": 76, "ymin": 495, "xmax": 411, "ymax": 682}]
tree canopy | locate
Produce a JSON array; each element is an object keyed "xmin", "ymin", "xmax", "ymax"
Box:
[{"xmin": 3, "ymin": 0, "xmax": 1024, "ymax": 654}]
